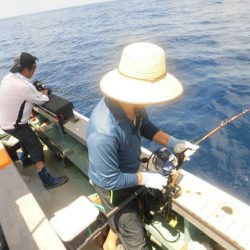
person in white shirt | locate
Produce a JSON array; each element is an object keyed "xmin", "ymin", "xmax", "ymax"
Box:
[{"xmin": 0, "ymin": 52, "xmax": 68, "ymax": 189}]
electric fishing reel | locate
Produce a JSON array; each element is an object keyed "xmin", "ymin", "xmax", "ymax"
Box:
[
  {"xmin": 143, "ymin": 146, "xmax": 184, "ymax": 215},
  {"xmin": 151, "ymin": 146, "xmax": 179, "ymax": 176},
  {"xmin": 33, "ymin": 80, "xmax": 52, "ymax": 94},
  {"xmin": 147, "ymin": 146, "xmax": 185, "ymax": 178}
]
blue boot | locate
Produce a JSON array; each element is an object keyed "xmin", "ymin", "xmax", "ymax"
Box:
[{"xmin": 38, "ymin": 167, "xmax": 68, "ymax": 189}]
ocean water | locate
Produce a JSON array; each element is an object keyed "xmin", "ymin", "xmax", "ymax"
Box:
[{"xmin": 0, "ymin": 0, "xmax": 249, "ymax": 203}]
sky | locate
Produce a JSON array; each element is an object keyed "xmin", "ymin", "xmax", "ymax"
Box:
[{"xmin": 0, "ymin": 0, "xmax": 111, "ymax": 19}]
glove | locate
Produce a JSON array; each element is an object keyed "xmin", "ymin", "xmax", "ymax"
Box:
[
  {"xmin": 168, "ymin": 136, "xmax": 199, "ymax": 161},
  {"xmin": 141, "ymin": 172, "xmax": 167, "ymax": 190}
]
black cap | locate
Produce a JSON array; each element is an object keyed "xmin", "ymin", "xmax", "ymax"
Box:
[{"xmin": 10, "ymin": 52, "xmax": 38, "ymax": 73}]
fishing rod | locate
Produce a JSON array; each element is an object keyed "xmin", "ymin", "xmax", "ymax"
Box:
[
  {"xmin": 145, "ymin": 108, "xmax": 250, "ymax": 216},
  {"xmin": 195, "ymin": 108, "xmax": 250, "ymax": 145},
  {"xmin": 174, "ymin": 108, "xmax": 250, "ymax": 168},
  {"xmin": 150, "ymin": 108, "xmax": 250, "ymax": 177}
]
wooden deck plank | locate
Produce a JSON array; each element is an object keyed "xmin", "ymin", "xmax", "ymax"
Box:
[
  {"xmin": 198, "ymin": 203, "xmax": 218, "ymax": 219},
  {"xmin": 206, "ymin": 209, "xmax": 234, "ymax": 233},
  {"xmin": 173, "ymin": 169, "xmax": 250, "ymax": 250},
  {"xmin": 176, "ymin": 189, "xmax": 214, "ymax": 216}
]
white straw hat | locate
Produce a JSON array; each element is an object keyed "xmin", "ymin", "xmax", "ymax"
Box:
[{"xmin": 100, "ymin": 42, "xmax": 183, "ymax": 105}]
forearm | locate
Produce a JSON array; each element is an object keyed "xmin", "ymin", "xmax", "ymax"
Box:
[
  {"xmin": 98, "ymin": 172, "xmax": 138, "ymax": 190},
  {"xmin": 136, "ymin": 172, "xmax": 143, "ymax": 185},
  {"xmin": 26, "ymin": 87, "xmax": 49, "ymax": 105},
  {"xmin": 152, "ymin": 130, "xmax": 171, "ymax": 145}
]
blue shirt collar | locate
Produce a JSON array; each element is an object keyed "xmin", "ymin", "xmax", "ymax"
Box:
[{"xmin": 104, "ymin": 97, "xmax": 128, "ymax": 124}]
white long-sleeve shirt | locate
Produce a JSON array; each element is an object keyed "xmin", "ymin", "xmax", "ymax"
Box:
[{"xmin": 0, "ymin": 73, "xmax": 49, "ymax": 130}]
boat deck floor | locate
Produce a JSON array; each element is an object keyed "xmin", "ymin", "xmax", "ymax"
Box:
[
  {"xmin": 14, "ymin": 147, "xmax": 100, "ymax": 250},
  {"xmin": 2, "ymin": 137, "xmax": 250, "ymax": 250}
]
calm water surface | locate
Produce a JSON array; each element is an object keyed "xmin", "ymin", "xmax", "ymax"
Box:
[{"xmin": 0, "ymin": 0, "xmax": 249, "ymax": 203}]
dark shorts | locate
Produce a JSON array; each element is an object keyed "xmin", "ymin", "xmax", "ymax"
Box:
[
  {"xmin": 94, "ymin": 184, "xmax": 152, "ymax": 250},
  {"xmin": 3, "ymin": 124, "xmax": 44, "ymax": 163}
]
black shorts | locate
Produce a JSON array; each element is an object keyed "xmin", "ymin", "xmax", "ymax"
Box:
[
  {"xmin": 4, "ymin": 124, "xmax": 44, "ymax": 163},
  {"xmin": 94, "ymin": 184, "xmax": 152, "ymax": 250}
]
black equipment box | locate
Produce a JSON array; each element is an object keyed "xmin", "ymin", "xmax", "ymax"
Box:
[{"xmin": 41, "ymin": 94, "xmax": 74, "ymax": 122}]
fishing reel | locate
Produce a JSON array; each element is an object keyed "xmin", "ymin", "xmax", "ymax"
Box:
[
  {"xmin": 33, "ymin": 80, "xmax": 52, "ymax": 94},
  {"xmin": 151, "ymin": 146, "xmax": 179, "ymax": 176},
  {"xmin": 147, "ymin": 146, "xmax": 185, "ymax": 179},
  {"xmin": 144, "ymin": 146, "xmax": 184, "ymax": 215}
]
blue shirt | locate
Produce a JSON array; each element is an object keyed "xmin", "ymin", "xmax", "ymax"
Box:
[{"xmin": 87, "ymin": 97, "xmax": 159, "ymax": 190}]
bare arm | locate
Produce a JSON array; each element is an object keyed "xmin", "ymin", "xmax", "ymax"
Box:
[
  {"xmin": 136, "ymin": 172, "xmax": 143, "ymax": 185},
  {"xmin": 152, "ymin": 130, "xmax": 171, "ymax": 145}
]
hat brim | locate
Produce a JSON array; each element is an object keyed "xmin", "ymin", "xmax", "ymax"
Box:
[
  {"xmin": 100, "ymin": 69, "xmax": 183, "ymax": 105},
  {"xmin": 10, "ymin": 65, "xmax": 22, "ymax": 73}
]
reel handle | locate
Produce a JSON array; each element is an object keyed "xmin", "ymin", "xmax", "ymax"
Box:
[{"xmin": 175, "ymin": 150, "xmax": 186, "ymax": 170}]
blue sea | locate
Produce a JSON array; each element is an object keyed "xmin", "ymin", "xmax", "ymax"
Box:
[{"xmin": 0, "ymin": 0, "xmax": 249, "ymax": 204}]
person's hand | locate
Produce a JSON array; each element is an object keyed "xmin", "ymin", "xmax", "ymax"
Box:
[
  {"xmin": 140, "ymin": 172, "xmax": 167, "ymax": 190},
  {"xmin": 168, "ymin": 136, "xmax": 199, "ymax": 161},
  {"xmin": 41, "ymin": 89, "xmax": 48, "ymax": 96}
]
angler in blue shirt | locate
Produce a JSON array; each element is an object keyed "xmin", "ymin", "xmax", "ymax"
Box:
[
  {"xmin": 88, "ymin": 97, "xmax": 160, "ymax": 190},
  {"xmin": 87, "ymin": 42, "xmax": 199, "ymax": 250}
]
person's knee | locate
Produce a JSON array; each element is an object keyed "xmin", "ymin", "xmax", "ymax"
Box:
[{"xmin": 116, "ymin": 210, "xmax": 148, "ymax": 247}]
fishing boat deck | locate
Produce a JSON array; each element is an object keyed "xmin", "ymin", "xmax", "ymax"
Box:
[
  {"xmin": 0, "ymin": 141, "xmax": 100, "ymax": 250},
  {"xmin": 1, "ymin": 109, "xmax": 250, "ymax": 250},
  {"xmin": 15, "ymin": 148, "xmax": 94, "ymax": 222}
]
